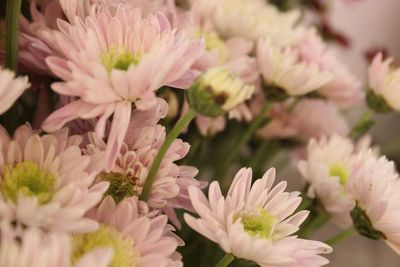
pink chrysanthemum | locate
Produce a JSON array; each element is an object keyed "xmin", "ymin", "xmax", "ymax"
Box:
[
  {"xmin": 84, "ymin": 101, "xmax": 204, "ymax": 224},
  {"xmin": 0, "ymin": 67, "xmax": 30, "ymax": 115},
  {"xmin": 41, "ymin": 6, "xmax": 204, "ymax": 170},
  {"xmin": 84, "ymin": 196, "xmax": 183, "ymax": 267},
  {"xmin": 346, "ymin": 151, "xmax": 400, "ymax": 255},
  {"xmin": 0, "ymin": 221, "xmax": 113, "ymax": 267},
  {"xmin": 0, "ymin": 125, "xmax": 108, "ymax": 233},
  {"xmin": 184, "ymin": 168, "xmax": 332, "ymax": 267}
]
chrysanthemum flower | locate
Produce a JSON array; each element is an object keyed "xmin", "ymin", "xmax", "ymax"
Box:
[
  {"xmin": 0, "ymin": 67, "xmax": 30, "ymax": 115},
  {"xmin": 298, "ymin": 135, "xmax": 357, "ymax": 227},
  {"xmin": 193, "ymin": 0, "xmax": 302, "ymax": 45},
  {"xmin": 0, "ymin": 125, "xmax": 109, "ymax": 232},
  {"xmin": 297, "ymin": 30, "xmax": 363, "ymax": 108},
  {"xmin": 41, "ymin": 6, "xmax": 204, "ymax": 170},
  {"xmin": 346, "ymin": 152, "xmax": 400, "ymax": 254},
  {"xmin": 84, "ymin": 101, "xmax": 204, "ymax": 220},
  {"xmin": 184, "ymin": 168, "xmax": 332, "ymax": 266},
  {"xmin": 367, "ymin": 53, "xmax": 400, "ymax": 112},
  {"xmin": 0, "ymin": 221, "xmax": 113, "ymax": 267},
  {"xmin": 83, "ymin": 196, "xmax": 183, "ymax": 267},
  {"xmin": 257, "ymin": 39, "xmax": 332, "ymax": 97},
  {"xmin": 258, "ymin": 99, "xmax": 349, "ymax": 141}
]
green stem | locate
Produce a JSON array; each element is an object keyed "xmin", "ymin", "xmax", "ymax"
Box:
[
  {"xmin": 299, "ymin": 212, "xmax": 330, "ymax": 238},
  {"xmin": 216, "ymin": 102, "xmax": 271, "ymax": 180},
  {"xmin": 5, "ymin": 0, "xmax": 21, "ymax": 71},
  {"xmin": 141, "ymin": 108, "xmax": 197, "ymax": 201},
  {"xmin": 215, "ymin": 254, "xmax": 235, "ymax": 267},
  {"xmin": 325, "ymin": 226, "xmax": 355, "ymax": 246}
]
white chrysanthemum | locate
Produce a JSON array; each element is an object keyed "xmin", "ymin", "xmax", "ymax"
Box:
[
  {"xmin": 257, "ymin": 39, "xmax": 332, "ymax": 96},
  {"xmin": 0, "ymin": 125, "xmax": 108, "ymax": 233},
  {"xmin": 0, "ymin": 222, "xmax": 113, "ymax": 267},
  {"xmin": 368, "ymin": 53, "xmax": 400, "ymax": 111},
  {"xmin": 0, "ymin": 67, "xmax": 30, "ymax": 114},
  {"xmin": 346, "ymin": 152, "xmax": 400, "ymax": 255},
  {"xmin": 194, "ymin": 0, "xmax": 302, "ymax": 45},
  {"xmin": 184, "ymin": 168, "xmax": 332, "ymax": 267},
  {"xmin": 297, "ymin": 135, "xmax": 357, "ymax": 227}
]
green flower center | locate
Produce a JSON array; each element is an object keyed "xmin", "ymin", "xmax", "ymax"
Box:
[
  {"xmin": 98, "ymin": 172, "xmax": 141, "ymax": 203},
  {"xmin": 197, "ymin": 30, "xmax": 230, "ymax": 64},
  {"xmin": 329, "ymin": 163, "xmax": 349, "ymax": 185},
  {"xmin": 239, "ymin": 209, "xmax": 276, "ymax": 239},
  {"xmin": 101, "ymin": 47, "xmax": 141, "ymax": 72},
  {"xmin": 1, "ymin": 161, "xmax": 55, "ymax": 204},
  {"xmin": 72, "ymin": 224, "xmax": 138, "ymax": 267}
]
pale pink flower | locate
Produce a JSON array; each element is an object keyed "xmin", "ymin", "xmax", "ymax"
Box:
[
  {"xmin": 368, "ymin": 53, "xmax": 400, "ymax": 111},
  {"xmin": 19, "ymin": 0, "xmax": 64, "ymax": 75},
  {"xmin": 297, "ymin": 30, "xmax": 363, "ymax": 108},
  {"xmin": 258, "ymin": 38, "xmax": 332, "ymax": 96},
  {"xmin": 0, "ymin": 67, "xmax": 30, "ymax": 115},
  {"xmin": 346, "ymin": 152, "xmax": 400, "ymax": 255},
  {"xmin": 258, "ymin": 99, "xmax": 349, "ymax": 141},
  {"xmin": 87, "ymin": 196, "xmax": 183, "ymax": 267},
  {"xmin": 84, "ymin": 101, "xmax": 204, "ymax": 219},
  {"xmin": 0, "ymin": 124, "xmax": 109, "ymax": 233},
  {"xmin": 298, "ymin": 135, "xmax": 357, "ymax": 227},
  {"xmin": 0, "ymin": 221, "xmax": 113, "ymax": 267},
  {"xmin": 184, "ymin": 168, "xmax": 332, "ymax": 267},
  {"xmin": 41, "ymin": 6, "xmax": 204, "ymax": 170}
]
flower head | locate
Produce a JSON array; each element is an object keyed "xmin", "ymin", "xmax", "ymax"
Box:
[
  {"xmin": 42, "ymin": 6, "xmax": 204, "ymax": 170},
  {"xmin": 0, "ymin": 125, "xmax": 108, "ymax": 233},
  {"xmin": 187, "ymin": 67, "xmax": 254, "ymax": 117},
  {"xmin": 367, "ymin": 53, "xmax": 400, "ymax": 112},
  {"xmin": 184, "ymin": 167, "xmax": 332, "ymax": 266},
  {"xmin": 257, "ymin": 39, "xmax": 332, "ymax": 97},
  {"xmin": 0, "ymin": 67, "xmax": 30, "ymax": 115}
]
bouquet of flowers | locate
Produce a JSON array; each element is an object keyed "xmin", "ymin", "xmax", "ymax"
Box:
[{"xmin": 0, "ymin": 0, "xmax": 399, "ymax": 266}]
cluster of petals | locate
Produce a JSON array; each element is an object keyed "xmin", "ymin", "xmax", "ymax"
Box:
[
  {"xmin": 41, "ymin": 6, "xmax": 204, "ymax": 170},
  {"xmin": 0, "ymin": 67, "xmax": 30, "ymax": 115},
  {"xmin": 368, "ymin": 53, "xmax": 400, "ymax": 111},
  {"xmin": 0, "ymin": 124, "xmax": 108, "ymax": 233},
  {"xmin": 184, "ymin": 167, "xmax": 332, "ymax": 267}
]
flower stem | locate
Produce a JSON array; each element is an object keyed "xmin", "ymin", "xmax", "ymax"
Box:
[
  {"xmin": 325, "ymin": 226, "xmax": 356, "ymax": 246},
  {"xmin": 5, "ymin": 0, "xmax": 21, "ymax": 71},
  {"xmin": 215, "ymin": 254, "xmax": 235, "ymax": 267},
  {"xmin": 216, "ymin": 101, "xmax": 271, "ymax": 180},
  {"xmin": 141, "ymin": 108, "xmax": 197, "ymax": 201},
  {"xmin": 299, "ymin": 212, "xmax": 330, "ymax": 238}
]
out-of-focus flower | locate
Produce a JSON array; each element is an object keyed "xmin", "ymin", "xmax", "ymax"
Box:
[
  {"xmin": 0, "ymin": 67, "xmax": 30, "ymax": 115},
  {"xmin": 193, "ymin": 0, "xmax": 302, "ymax": 46},
  {"xmin": 84, "ymin": 196, "xmax": 183, "ymax": 267},
  {"xmin": 0, "ymin": 221, "xmax": 113, "ymax": 267},
  {"xmin": 258, "ymin": 99, "xmax": 349, "ymax": 141},
  {"xmin": 187, "ymin": 67, "xmax": 255, "ymax": 117},
  {"xmin": 0, "ymin": 125, "xmax": 108, "ymax": 233},
  {"xmin": 258, "ymin": 39, "xmax": 332, "ymax": 97},
  {"xmin": 298, "ymin": 135, "xmax": 357, "ymax": 227},
  {"xmin": 41, "ymin": 7, "xmax": 204, "ymax": 170},
  {"xmin": 184, "ymin": 167, "xmax": 332, "ymax": 267},
  {"xmin": 297, "ymin": 30, "xmax": 363, "ymax": 108},
  {"xmin": 347, "ymin": 152, "xmax": 400, "ymax": 255},
  {"xmin": 84, "ymin": 102, "xmax": 204, "ymax": 223},
  {"xmin": 367, "ymin": 53, "xmax": 400, "ymax": 112}
]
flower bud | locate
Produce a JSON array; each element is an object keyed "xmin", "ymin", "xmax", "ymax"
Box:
[{"xmin": 187, "ymin": 68, "xmax": 254, "ymax": 117}]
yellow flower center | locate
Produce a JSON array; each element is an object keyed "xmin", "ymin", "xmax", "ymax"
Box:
[
  {"xmin": 1, "ymin": 161, "xmax": 55, "ymax": 204},
  {"xmin": 72, "ymin": 224, "xmax": 139, "ymax": 267},
  {"xmin": 329, "ymin": 163, "xmax": 349, "ymax": 185},
  {"xmin": 238, "ymin": 209, "xmax": 277, "ymax": 239},
  {"xmin": 98, "ymin": 172, "xmax": 141, "ymax": 203},
  {"xmin": 101, "ymin": 47, "xmax": 141, "ymax": 72},
  {"xmin": 196, "ymin": 30, "xmax": 230, "ymax": 64}
]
